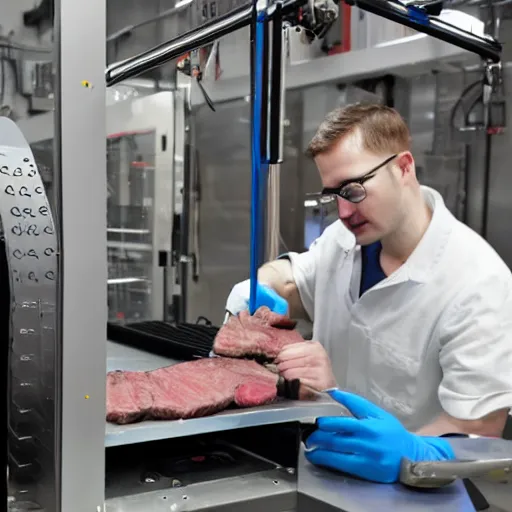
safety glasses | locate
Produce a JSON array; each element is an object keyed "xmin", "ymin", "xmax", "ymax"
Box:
[{"xmin": 321, "ymin": 154, "xmax": 398, "ymax": 204}]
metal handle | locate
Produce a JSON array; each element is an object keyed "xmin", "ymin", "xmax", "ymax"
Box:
[
  {"xmin": 400, "ymin": 457, "xmax": 512, "ymax": 488},
  {"xmin": 268, "ymin": 1, "xmax": 285, "ymax": 164}
]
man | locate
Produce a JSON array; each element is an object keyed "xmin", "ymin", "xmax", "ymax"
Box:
[{"xmin": 227, "ymin": 103, "xmax": 512, "ymax": 438}]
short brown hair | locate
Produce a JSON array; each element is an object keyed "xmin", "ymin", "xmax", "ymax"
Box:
[{"xmin": 306, "ymin": 103, "xmax": 411, "ymax": 158}]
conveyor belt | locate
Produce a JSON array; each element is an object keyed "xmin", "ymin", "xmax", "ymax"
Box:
[{"xmin": 107, "ymin": 320, "xmax": 218, "ymax": 360}]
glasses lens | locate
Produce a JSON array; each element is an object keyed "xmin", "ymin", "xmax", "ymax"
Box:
[{"xmin": 340, "ymin": 183, "xmax": 366, "ymax": 203}]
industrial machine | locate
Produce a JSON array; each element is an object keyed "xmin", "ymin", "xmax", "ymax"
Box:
[
  {"xmin": 4, "ymin": 0, "xmax": 512, "ymax": 511},
  {"xmin": 18, "ymin": 90, "xmax": 179, "ymax": 324}
]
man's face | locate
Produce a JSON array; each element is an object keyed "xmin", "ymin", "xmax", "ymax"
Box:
[{"xmin": 314, "ymin": 132, "xmax": 413, "ymax": 246}]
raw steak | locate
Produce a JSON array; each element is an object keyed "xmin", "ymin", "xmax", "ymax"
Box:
[
  {"xmin": 106, "ymin": 370, "xmax": 153, "ymax": 424},
  {"xmin": 213, "ymin": 306, "xmax": 304, "ymax": 360},
  {"xmin": 252, "ymin": 306, "xmax": 297, "ymax": 329},
  {"xmin": 106, "ymin": 357, "xmax": 279, "ymax": 425}
]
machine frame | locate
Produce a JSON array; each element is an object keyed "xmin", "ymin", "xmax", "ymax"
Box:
[
  {"xmin": 54, "ymin": 0, "xmax": 107, "ymax": 509},
  {"xmin": 19, "ymin": 92, "xmax": 178, "ymax": 324},
  {"xmin": 105, "ymin": 92, "xmax": 176, "ymax": 321}
]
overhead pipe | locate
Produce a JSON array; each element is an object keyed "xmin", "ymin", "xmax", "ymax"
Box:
[
  {"xmin": 105, "ymin": 0, "xmax": 303, "ymax": 87},
  {"xmin": 268, "ymin": 1, "xmax": 285, "ymax": 164},
  {"xmin": 347, "ymin": 0, "xmax": 501, "ymax": 62},
  {"xmin": 106, "ymin": 0, "xmax": 502, "ymax": 87}
]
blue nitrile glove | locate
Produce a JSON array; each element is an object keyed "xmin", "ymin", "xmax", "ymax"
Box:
[
  {"xmin": 304, "ymin": 389, "xmax": 455, "ymax": 484},
  {"xmin": 226, "ymin": 279, "xmax": 289, "ymax": 316}
]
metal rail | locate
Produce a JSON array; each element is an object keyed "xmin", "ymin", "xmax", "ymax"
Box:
[
  {"xmin": 106, "ymin": 0, "xmax": 502, "ymax": 88},
  {"xmin": 349, "ymin": 0, "xmax": 502, "ymax": 62},
  {"xmin": 105, "ymin": 0, "xmax": 303, "ymax": 87}
]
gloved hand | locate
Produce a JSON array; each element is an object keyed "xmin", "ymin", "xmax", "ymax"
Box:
[
  {"xmin": 226, "ymin": 279, "xmax": 288, "ymax": 317},
  {"xmin": 304, "ymin": 389, "xmax": 455, "ymax": 484}
]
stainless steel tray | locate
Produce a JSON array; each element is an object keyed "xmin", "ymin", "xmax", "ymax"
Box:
[
  {"xmin": 105, "ymin": 341, "xmax": 344, "ymax": 447},
  {"xmin": 107, "ymin": 339, "xmax": 180, "ymax": 372}
]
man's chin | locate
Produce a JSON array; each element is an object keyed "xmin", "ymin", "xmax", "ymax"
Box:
[{"xmin": 353, "ymin": 225, "xmax": 380, "ymax": 246}]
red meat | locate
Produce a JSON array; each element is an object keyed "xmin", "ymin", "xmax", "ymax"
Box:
[
  {"xmin": 213, "ymin": 306, "xmax": 304, "ymax": 360},
  {"xmin": 107, "ymin": 357, "xmax": 278, "ymax": 425}
]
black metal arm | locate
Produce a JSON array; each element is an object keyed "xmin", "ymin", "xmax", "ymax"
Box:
[
  {"xmin": 106, "ymin": 0, "xmax": 502, "ymax": 88},
  {"xmin": 347, "ymin": 0, "xmax": 501, "ymax": 63},
  {"xmin": 105, "ymin": 0, "xmax": 306, "ymax": 87}
]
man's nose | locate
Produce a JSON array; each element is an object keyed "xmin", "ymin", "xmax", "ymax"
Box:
[{"xmin": 336, "ymin": 196, "xmax": 357, "ymax": 219}]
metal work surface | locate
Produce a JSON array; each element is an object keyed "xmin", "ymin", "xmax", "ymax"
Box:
[
  {"xmin": 2, "ymin": 118, "xmax": 59, "ymax": 510},
  {"xmin": 106, "ymin": 398, "xmax": 343, "ymax": 447},
  {"xmin": 105, "ymin": 341, "xmax": 344, "ymax": 447},
  {"xmin": 296, "ymin": 447, "xmax": 477, "ymax": 512},
  {"xmin": 105, "ymin": 468, "xmax": 296, "ymax": 511},
  {"xmin": 107, "ymin": 339, "xmax": 179, "ymax": 371}
]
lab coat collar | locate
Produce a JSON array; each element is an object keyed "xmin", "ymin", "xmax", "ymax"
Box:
[
  {"xmin": 348, "ymin": 186, "xmax": 454, "ymax": 293},
  {"xmin": 396, "ymin": 186, "xmax": 454, "ymax": 284},
  {"xmin": 338, "ymin": 185, "xmax": 454, "ymax": 289}
]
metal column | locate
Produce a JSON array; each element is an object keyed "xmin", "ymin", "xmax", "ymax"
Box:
[{"xmin": 55, "ymin": 0, "xmax": 107, "ymax": 509}]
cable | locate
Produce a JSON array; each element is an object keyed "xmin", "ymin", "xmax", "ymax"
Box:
[
  {"xmin": 0, "ymin": 40, "xmax": 51, "ymax": 54},
  {"xmin": 2, "ymin": 46, "xmax": 21, "ymax": 97},
  {"xmin": 450, "ymin": 79, "xmax": 481, "ymax": 129}
]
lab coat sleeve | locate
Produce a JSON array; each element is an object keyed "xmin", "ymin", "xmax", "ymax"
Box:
[
  {"xmin": 438, "ymin": 275, "xmax": 512, "ymax": 420},
  {"xmin": 284, "ymin": 237, "xmax": 324, "ymax": 322}
]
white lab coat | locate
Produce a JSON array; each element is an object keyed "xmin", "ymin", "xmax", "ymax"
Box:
[{"xmin": 286, "ymin": 186, "xmax": 512, "ymax": 431}]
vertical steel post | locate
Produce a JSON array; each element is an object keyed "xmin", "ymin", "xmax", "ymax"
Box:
[
  {"xmin": 55, "ymin": 0, "xmax": 107, "ymax": 508},
  {"xmin": 249, "ymin": 0, "xmax": 269, "ymax": 314}
]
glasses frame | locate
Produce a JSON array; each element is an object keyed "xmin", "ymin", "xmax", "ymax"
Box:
[{"xmin": 321, "ymin": 153, "xmax": 398, "ymax": 204}]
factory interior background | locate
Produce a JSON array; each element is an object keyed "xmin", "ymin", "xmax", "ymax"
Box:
[
  {"xmin": 3, "ymin": 0, "xmax": 512, "ymax": 510},
  {"xmin": 5, "ymin": 0, "xmax": 512, "ymax": 326}
]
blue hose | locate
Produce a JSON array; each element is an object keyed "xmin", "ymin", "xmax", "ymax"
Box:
[{"xmin": 249, "ymin": 10, "xmax": 266, "ymax": 315}]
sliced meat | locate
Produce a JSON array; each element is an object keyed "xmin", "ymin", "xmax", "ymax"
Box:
[
  {"xmin": 253, "ymin": 307, "xmax": 297, "ymax": 329},
  {"xmin": 234, "ymin": 382, "xmax": 277, "ymax": 407},
  {"xmin": 107, "ymin": 357, "xmax": 279, "ymax": 425},
  {"xmin": 106, "ymin": 370, "xmax": 153, "ymax": 424},
  {"xmin": 213, "ymin": 306, "xmax": 304, "ymax": 360}
]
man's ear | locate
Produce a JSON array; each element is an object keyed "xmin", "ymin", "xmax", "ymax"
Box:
[{"xmin": 397, "ymin": 152, "xmax": 414, "ymax": 176}]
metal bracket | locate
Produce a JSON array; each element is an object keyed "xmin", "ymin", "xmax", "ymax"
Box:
[
  {"xmin": 452, "ymin": 59, "xmax": 506, "ymax": 138},
  {"xmin": 176, "ymin": 51, "xmax": 216, "ymax": 112}
]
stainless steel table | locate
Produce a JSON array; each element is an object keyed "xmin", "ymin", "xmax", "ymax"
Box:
[
  {"xmin": 296, "ymin": 446, "xmax": 477, "ymax": 512},
  {"xmin": 105, "ymin": 341, "xmax": 344, "ymax": 447},
  {"xmin": 105, "ymin": 342, "xmax": 487, "ymax": 511}
]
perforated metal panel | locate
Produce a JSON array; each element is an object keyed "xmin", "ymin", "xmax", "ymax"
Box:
[{"xmin": 1, "ymin": 118, "xmax": 59, "ymax": 510}]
